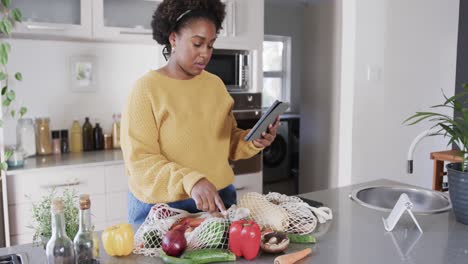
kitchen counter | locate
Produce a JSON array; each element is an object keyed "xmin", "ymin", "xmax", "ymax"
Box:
[
  {"xmin": 8, "ymin": 149, "xmax": 123, "ymax": 173},
  {"xmin": 1, "ymin": 178, "xmax": 467, "ymax": 263}
]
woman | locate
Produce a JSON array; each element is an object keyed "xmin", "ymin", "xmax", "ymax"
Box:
[{"xmin": 121, "ymin": 0, "xmax": 279, "ymax": 224}]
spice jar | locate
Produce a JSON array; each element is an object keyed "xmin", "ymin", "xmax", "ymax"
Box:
[
  {"xmin": 16, "ymin": 118, "xmax": 36, "ymax": 157},
  {"xmin": 36, "ymin": 117, "xmax": 52, "ymax": 155},
  {"xmin": 104, "ymin": 134, "xmax": 113, "ymax": 150}
]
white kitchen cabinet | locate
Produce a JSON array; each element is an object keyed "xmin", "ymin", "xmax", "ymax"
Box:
[
  {"xmin": 234, "ymin": 171, "xmax": 262, "ymax": 201},
  {"xmin": 92, "ymin": 0, "xmax": 161, "ymax": 44},
  {"xmin": 11, "ymin": 0, "xmax": 92, "ymax": 39},
  {"xmin": 6, "ymin": 162, "xmax": 128, "ymax": 245}
]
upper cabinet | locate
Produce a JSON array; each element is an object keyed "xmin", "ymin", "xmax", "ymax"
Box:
[
  {"xmin": 92, "ymin": 0, "xmax": 160, "ymax": 44},
  {"xmin": 8, "ymin": 0, "xmax": 263, "ymax": 49},
  {"xmin": 11, "ymin": 0, "xmax": 92, "ymax": 39}
]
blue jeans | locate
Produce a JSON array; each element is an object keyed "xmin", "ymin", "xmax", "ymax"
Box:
[{"xmin": 128, "ymin": 184, "xmax": 237, "ymax": 225}]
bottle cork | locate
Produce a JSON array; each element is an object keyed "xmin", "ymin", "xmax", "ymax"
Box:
[
  {"xmin": 79, "ymin": 194, "xmax": 91, "ymax": 210},
  {"xmin": 51, "ymin": 198, "xmax": 64, "ymax": 214}
]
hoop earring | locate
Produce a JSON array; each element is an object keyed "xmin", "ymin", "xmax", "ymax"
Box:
[{"xmin": 172, "ymin": 46, "xmax": 176, "ymax": 53}]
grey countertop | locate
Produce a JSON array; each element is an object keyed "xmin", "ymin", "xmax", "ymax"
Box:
[
  {"xmin": 9, "ymin": 149, "xmax": 124, "ymax": 173},
  {"xmin": 2, "ymin": 178, "xmax": 468, "ymax": 263}
]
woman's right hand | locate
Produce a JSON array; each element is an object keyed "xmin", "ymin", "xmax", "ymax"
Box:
[{"xmin": 191, "ymin": 178, "xmax": 226, "ymax": 213}]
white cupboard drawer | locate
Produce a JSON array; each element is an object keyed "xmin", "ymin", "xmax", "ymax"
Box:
[
  {"xmin": 7, "ymin": 166, "xmax": 106, "ymax": 205},
  {"xmin": 105, "ymin": 164, "xmax": 128, "ymax": 193},
  {"xmin": 106, "ymin": 191, "xmax": 128, "ymax": 221},
  {"xmin": 234, "ymin": 172, "xmax": 262, "ymax": 201},
  {"xmin": 9, "ymin": 194, "xmax": 106, "ymax": 237}
]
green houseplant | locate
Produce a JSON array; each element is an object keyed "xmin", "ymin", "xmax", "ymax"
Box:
[
  {"xmin": 0, "ymin": 0, "xmax": 27, "ymax": 171},
  {"xmin": 404, "ymin": 84, "xmax": 468, "ymax": 225},
  {"xmin": 28, "ymin": 188, "xmax": 79, "ymax": 247}
]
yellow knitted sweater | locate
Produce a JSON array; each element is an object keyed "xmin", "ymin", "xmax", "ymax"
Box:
[{"xmin": 121, "ymin": 70, "xmax": 262, "ymax": 204}]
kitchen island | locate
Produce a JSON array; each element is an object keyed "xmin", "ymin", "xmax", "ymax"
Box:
[{"xmin": 1, "ymin": 179, "xmax": 467, "ymax": 264}]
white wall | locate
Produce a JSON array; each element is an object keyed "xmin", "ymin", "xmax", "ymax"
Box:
[
  {"xmin": 344, "ymin": 0, "xmax": 460, "ymax": 188},
  {"xmin": 2, "ymin": 39, "xmax": 164, "ymax": 146}
]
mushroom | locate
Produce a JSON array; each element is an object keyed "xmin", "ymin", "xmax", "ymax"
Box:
[{"xmin": 260, "ymin": 231, "xmax": 290, "ymax": 253}]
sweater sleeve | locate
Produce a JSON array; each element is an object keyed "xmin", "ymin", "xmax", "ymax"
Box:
[
  {"xmin": 121, "ymin": 83, "xmax": 205, "ymax": 204},
  {"xmin": 228, "ymin": 110, "xmax": 264, "ymax": 161}
]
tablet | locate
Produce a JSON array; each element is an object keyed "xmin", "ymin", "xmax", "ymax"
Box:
[{"xmin": 244, "ymin": 100, "xmax": 290, "ymax": 141}]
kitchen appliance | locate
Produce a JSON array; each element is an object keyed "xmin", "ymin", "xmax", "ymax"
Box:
[
  {"xmin": 206, "ymin": 49, "xmax": 251, "ymax": 92},
  {"xmin": 229, "ymin": 93, "xmax": 262, "ymax": 174},
  {"xmin": 263, "ymin": 116, "xmax": 300, "ymax": 195}
]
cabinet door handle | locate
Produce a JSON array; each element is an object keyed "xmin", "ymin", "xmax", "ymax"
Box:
[
  {"xmin": 235, "ymin": 186, "xmax": 246, "ymax": 191},
  {"xmin": 40, "ymin": 181, "xmax": 81, "ymax": 189},
  {"xmin": 26, "ymin": 24, "xmax": 66, "ymax": 31},
  {"xmin": 119, "ymin": 30, "xmax": 152, "ymax": 35}
]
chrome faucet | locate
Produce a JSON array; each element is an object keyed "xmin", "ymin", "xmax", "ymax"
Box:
[{"xmin": 407, "ymin": 128, "xmax": 442, "ymax": 173}]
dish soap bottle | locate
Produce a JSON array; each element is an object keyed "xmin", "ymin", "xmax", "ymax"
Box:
[{"xmin": 46, "ymin": 198, "xmax": 76, "ymax": 264}]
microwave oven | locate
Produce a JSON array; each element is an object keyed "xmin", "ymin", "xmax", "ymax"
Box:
[{"xmin": 206, "ymin": 49, "xmax": 251, "ymax": 92}]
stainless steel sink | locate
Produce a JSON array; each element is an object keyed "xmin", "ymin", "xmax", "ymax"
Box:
[{"xmin": 349, "ymin": 185, "xmax": 451, "ymax": 214}]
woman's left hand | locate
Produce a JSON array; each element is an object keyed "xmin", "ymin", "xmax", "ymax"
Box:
[{"xmin": 252, "ymin": 117, "xmax": 280, "ymax": 148}]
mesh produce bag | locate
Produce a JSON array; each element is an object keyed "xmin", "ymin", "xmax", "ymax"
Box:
[
  {"xmin": 133, "ymin": 204, "xmax": 240, "ymax": 257},
  {"xmin": 238, "ymin": 192, "xmax": 332, "ymax": 234}
]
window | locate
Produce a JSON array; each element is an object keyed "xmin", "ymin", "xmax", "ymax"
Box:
[{"xmin": 263, "ymin": 35, "xmax": 291, "ymax": 108}]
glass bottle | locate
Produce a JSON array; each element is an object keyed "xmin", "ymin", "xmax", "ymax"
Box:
[
  {"xmin": 36, "ymin": 117, "xmax": 52, "ymax": 155},
  {"xmin": 82, "ymin": 117, "xmax": 94, "ymax": 151},
  {"xmin": 73, "ymin": 194, "xmax": 99, "ymax": 263},
  {"xmin": 112, "ymin": 114, "xmax": 121, "ymax": 149},
  {"xmin": 16, "ymin": 118, "xmax": 36, "ymax": 157},
  {"xmin": 52, "ymin": 130, "xmax": 61, "ymax": 155},
  {"xmin": 93, "ymin": 123, "xmax": 104, "ymax": 150},
  {"xmin": 61, "ymin": 130, "xmax": 69, "ymax": 153},
  {"xmin": 70, "ymin": 120, "xmax": 83, "ymax": 153},
  {"xmin": 46, "ymin": 198, "xmax": 76, "ymax": 264}
]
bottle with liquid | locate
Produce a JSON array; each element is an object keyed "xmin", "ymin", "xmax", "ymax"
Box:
[
  {"xmin": 112, "ymin": 114, "xmax": 121, "ymax": 149},
  {"xmin": 73, "ymin": 194, "xmax": 99, "ymax": 263},
  {"xmin": 46, "ymin": 198, "xmax": 76, "ymax": 264},
  {"xmin": 93, "ymin": 123, "xmax": 104, "ymax": 150},
  {"xmin": 52, "ymin": 130, "xmax": 61, "ymax": 155},
  {"xmin": 36, "ymin": 117, "xmax": 52, "ymax": 155},
  {"xmin": 61, "ymin": 130, "xmax": 69, "ymax": 153},
  {"xmin": 82, "ymin": 117, "xmax": 94, "ymax": 151},
  {"xmin": 70, "ymin": 120, "xmax": 83, "ymax": 153}
]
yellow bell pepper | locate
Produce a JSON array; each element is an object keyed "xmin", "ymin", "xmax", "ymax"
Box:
[{"xmin": 101, "ymin": 223, "xmax": 134, "ymax": 257}]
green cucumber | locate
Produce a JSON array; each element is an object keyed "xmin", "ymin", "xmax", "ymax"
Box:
[
  {"xmin": 160, "ymin": 252, "xmax": 193, "ymax": 264},
  {"xmin": 288, "ymin": 233, "xmax": 317, "ymax": 244},
  {"xmin": 181, "ymin": 249, "xmax": 236, "ymax": 264}
]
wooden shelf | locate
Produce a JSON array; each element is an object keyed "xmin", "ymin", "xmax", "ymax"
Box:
[{"xmin": 430, "ymin": 150, "xmax": 462, "ymax": 191}]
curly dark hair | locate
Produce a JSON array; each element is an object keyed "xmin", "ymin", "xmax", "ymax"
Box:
[{"xmin": 152, "ymin": 0, "xmax": 226, "ymax": 53}]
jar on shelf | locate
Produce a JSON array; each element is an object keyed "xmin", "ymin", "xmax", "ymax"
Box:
[
  {"xmin": 16, "ymin": 118, "xmax": 36, "ymax": 157},
  {"xmin": 36, "ymin": 117, "xmax": 52, "ymax": 155}
]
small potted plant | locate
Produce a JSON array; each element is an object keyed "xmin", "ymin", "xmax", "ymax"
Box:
[
  {"xmin": 404, "ymin": 84, "xmax": 468, "ymax": 225},
  {"xmin": 28, "ymin": 188, "xmax": 79, "ymax": 247}
]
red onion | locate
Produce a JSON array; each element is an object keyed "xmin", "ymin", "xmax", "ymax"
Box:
[{"xmin": 162, "ymin": 229, "xmax": 187, "ymax": 257}]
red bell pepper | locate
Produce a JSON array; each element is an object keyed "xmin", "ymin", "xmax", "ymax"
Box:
[{"xmin": 228, "ymin": 220, "xmax": 261, "ymax": 260}]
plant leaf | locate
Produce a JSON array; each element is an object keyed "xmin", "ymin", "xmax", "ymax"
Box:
[
  {"xmin": 1, "ymin": 0, "xmax": 11, "ymax": 8},
  {"xmin": 1, "ymin": 19, "xmax": 12, "ymax": 36},
  {"xmin": 1, "ymin": 86, "xmax": 6, "ymax": 95},
  {"xmin": 11, "ymin": 8, "xmax": 22, "ymax": 23},
  {"xmin": 0, "ymin": 162, "xmax": 8, "ymax": 171},
  {"xmin": 10, "ymin": 109, "xmax": 14, "ymax": 118},
  {"xmin": 14, "ymin": 72, "xmax": 22, "ymax": 81},
  {"xmin": 6, "ymin": 89, "xmax": 14, "ymax": 101},
  {"xmin": 4, "ymin": 149, "xmax": 12, "ymax": 160},
  {"xmin": 2, "ymin": 98, "xmax": 10, "ymax": 107},
  {"xmin": 0, "ymin": 72, "xmax": 5, "ymax": 81},
  {"xmin": 0, "ymin": 43, "xmax": 9, "ymax": 65},
  {"xmin": 19, "ymin": 106, "xmax": 27, "ymax": 117}
]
